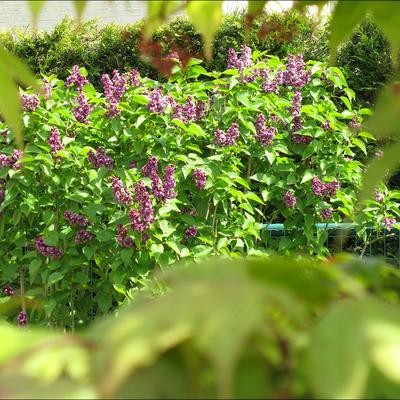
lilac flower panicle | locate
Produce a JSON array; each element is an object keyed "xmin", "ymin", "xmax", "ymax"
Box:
[
  {"xmin": 148, "ymin": 89, "xmax": 168, "ymax": 114},
  {"xmin": 3, "ymin": 285, "xmax": 14, "ymax": 296},
  {"xmin": 48, "ymin": 127, "xmax": 64, "ymax": 154},
  {"xmin": 130, "ymin": 69, "xmax": 140, "ymax": 86},
  {"xmin": 65, "ymin": 65, "xmax": 89, "ymax": 92},
  {"xmin": 35, "ymin": 236, "xmax": 63, "ymax": 259},
  {"xmin": 261, "ymin": 69, "xmax": 283, "ymax": 94},
  {"xmin": 0, "ymin": 150, "xmax": 23, "ymax": 169},
  {"xmin": 129, "ymin": 181, "xmax": 155, "ymax": 232},
  {"xmin": 311, "ymin": 177, "xmax": 325, "ymax": 196},
  {"xmin": 214, "ymin": 123, "xmax": 240, "ymax": 146},
  {"xmin": 312, "ymin": 177, "xmax": 340, "ymax": 198},
  {"xmin": 284, "ymin": 191, "xmax": 297, "ymax": 208},
  {"xmin": 283, "ymin": 54, "xmax": 310, "ymax": 88},
  {"xmin": 75, "ymin": 230, "xmax": 93, "ymax": 244},
  {"xmin": 192, "ymin": 168, "xmax": 207, "ymax": 189},
  {"xmin": 18, "ymin": 311, "xmax": 27, "ymax": 326},
  {"xmin": 72, "ymin": 93, "xmax": 91, "ymax": 124},
  {"xmin": 227, "ymin": 47, "xmax": 240, "ymax": 70},
  {"xmin": 88, "ymin": 148, "xmax": 114, "ymax": 170},
  {"xmin": 21, "ymin": 94, "xmax": 39, "ymax": 112},
  {"xmin": 64, "ymin": 210, "xmax": 88, "ymax": 227},
  {"xmin": 142, "ymin": 156, "xmax": 159, "ymax": 178},
  {"xmin": 185, "ymin": 226, "xmax": 198, "ymax": 240},
  {"xmin": 255, "ymin": 114, "xmax": 276, "ymax": 146},
  {"xmin": 116, "ymin": 224, "xmax": 135, "ymax": 248},
  {"xmin": 321, "ymin": 121, "xmax": 331, "ymax": 131},
  {"xmin": 321, "ymin": 208, "xmax": 333, "ymax": 220},
  {"xmin": 374, "ymin": 189, "xmax": 384, "ymax": 203},
  {"xmin": 270, "ymin": 114, "xmax": 281, "ymax": 123},
  {"xmin": 101, "ymin": 69, "xmax": 128, "ymax": 118},
  {"xmin": 348, "ymin": 116, "xmax": 361, "ymax": 131},
  {"xmin": 291, "ymin": 134, "xmax": 312, "ymax": 145},
  {"xmin": 43, "ymin": 78, "xmax": 52, "ymax": 100},
  {"xmin": 129, "ymin": 160, "xmax": 137, "ymax": 169},
  {"xmin": 226, "ymin": 45, "xmax": 252, "ymax": 71},
  {"xmin": 384, "ymin": 217, "xmax": 396, "ymax": 230},
  {"xmin": 110, "ymin": 176, "xmax": 132, "ymax": 205}
]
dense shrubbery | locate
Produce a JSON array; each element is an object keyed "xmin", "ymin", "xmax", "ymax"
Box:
[
  {"xmin": 0, "ymin": 47, "xmax": 398, "ymax": 327},
  {"xmin": 0, "ymin": 11, "xmax": 393, "ymax": 109}
]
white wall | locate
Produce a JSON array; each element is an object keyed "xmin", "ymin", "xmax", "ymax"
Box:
[{"xmin": 0, "ymin": 1, "xmax": 333, "ymax": 32}]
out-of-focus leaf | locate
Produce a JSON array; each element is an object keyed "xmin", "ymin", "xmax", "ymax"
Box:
[
  {"xmin": 186, "ymin": 1, "xmax": 223, "ymax": 61},
  {"xmin": 364, "ymin": 81, "xmax": 400, "ymax": 138},
  {"xmin": 73, "ymin": 0, "xmax": 87, "ymax": 28},
  {"xmin": 307, "ymin": 298, "xmax": 400, "ymax": 398},
  {"xmin": 27, "ymin": 0, "xmax": 45, "ymax": 31},
  {"xmin": 0, "ymin": 47, "xmax": 39, "ymax": 148},
  {"xmin": 143, "ymin": 1, "xmax": 183, "ymax": 39},
  {"xmin": 91, "ymin": 259, "xmax": 304, "ymax": 398},
  {"xmin": 329, "ymin": 1, "xmax": 367, "ymax": 62},
  {"xmin": 357, "ymin": 142, "xmax": 400, "ymax": 207}
]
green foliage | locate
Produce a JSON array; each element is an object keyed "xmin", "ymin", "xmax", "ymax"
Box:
[{"xmin": 0, "ymin": 256, "xmax": 400, "ymax": 398}]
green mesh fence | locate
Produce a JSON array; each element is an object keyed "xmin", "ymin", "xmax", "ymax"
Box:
[{"xmin": 263, "ymin": 223, "xmax": 400, "ymax": 268}]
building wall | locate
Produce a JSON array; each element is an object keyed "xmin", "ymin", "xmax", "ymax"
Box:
[{"xmin": 0, "ymin": 1, "xmax": 333, "ymax": 32}]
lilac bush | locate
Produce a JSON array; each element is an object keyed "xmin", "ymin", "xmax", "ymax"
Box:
[{"xmin": 0, "ymin": 55, "xmax": 398, "ymax": 327}]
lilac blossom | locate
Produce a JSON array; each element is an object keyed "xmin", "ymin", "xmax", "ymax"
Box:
[
  {"xmin": 17, "ymin": 311, "xmax": 27, "ymax": 326},
  {"xmin": 348, "ymin": 116, "xmax": 361, "ymax": 130},
  {"xmin": 48, "ymin": 127, "xmax": 64, "ymax": 154},
  {"xmin": 72, "ymin": 93, "xmax": 91, "ymax": 124},
  {"xmin": 321, "ymin": 208, "xmax": 333, "ymax": 220},
  {"xmin": 227, "ymin": 45, "xmax": 253, "ymax": 71},
  {"xmin": 284, "ymin": 191, "xmax": 297, "ymax": 208},
  {"xmin": 0, "ymin": 150, "xmax": 22, "ymax": 169},
  {"xmin": 184, "ymin": 226, "xmax": 198, "ymax": 240},
  {"xmin": 75, "ymin": 230, "xmax": 93, "ymax": 244},
  {"xmin": 283, "ymin": 54, "xmax": 310, "ymax": 88},
  {"xmin": 161, "ymin": 166, "xmax": 177, "ymax": 201},
  {"xmin": 64, "ymin": 211, "xmax": 88, "ymax": 227},
  {"xmin": 130, "ymin": 69, "xmax": 140, "ymax": 86},
  {"xmin": 192, "ymin": 168, "xmax": 207, "ymax": 189},
  {"xmin": 101, "ymin": 69, "xmax": 128, "ymax": 118},
  {"xmin": 214, "ymin": 123, "xmax": 240, "ymax": 146},
  {"xmin": 3, "ymin": 285, "xmax": 14, "ymax": 296},
  {"xmin": 116, "ymin": 224, "xmax": 135, "ymax": 248},
  {"xmin": 65, "ymin": 65, "xmax": 89, "ymax": 92},
  {"xmin": 321, "ymin": 121, "xmax": 331, "ymax": 131},
  {"xmin": 291, "ymin": 134, "xmax": 312, "ymax": 145},
  {"xmin": 110, "ymin": 176, "xmax": 132, "ymax": 205},
  {"xmin": 142, "ymin": 156, "xmax": 159, "ymax": 178},
  {"xmin": 129, "ymin": 160, "xmax": 137, "ymax": 169},
  {"xmin": 290, "ymin": 91, "xmax": 302, "ymax": 133},
  {"xmin": 261, "ymin": 69, "xmax": 284, "ymax": 94},
  {"xmin": 21, "ymin": 94, "xmax": 39, "ymax": 112},
  {"xmin": 43, "ymin": 78, "xmax": 52, "ymax": 100},
  {"xmin": 129, "ymin": 181, "xmax": 155, "ymax": 232},
  {"xmin": 384, "ymin": 217, "xmax": 396, "ymax": 230},
  {"xmin": 87, "ymin": 148, "xmax": 114, "ymax": 170},
  {"xmin": 148, "ymin": 88, "xmax": 168, "ymax": 114},
  {"xmin": 35, "ymin": 236, "xmax": 63, "ymax": 259},
  {"xmin": 255, "ymin": 114, "xmax": 276, "ymax": 146},
  {"xmin": 311, "ymin": 177, "xmax": 340, "ymax": 198},
  {"xmin": 374, "ymin": 189, "xmax": 384, "ymax": 203}
]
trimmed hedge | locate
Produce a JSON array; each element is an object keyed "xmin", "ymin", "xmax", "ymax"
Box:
[
  {"xmin": 0, "ymin": 11, "xmax": 328, "ymax": 88},
  {"xmin": 0, "ymin": 11, "xmax": 393, "ymax": 107}
]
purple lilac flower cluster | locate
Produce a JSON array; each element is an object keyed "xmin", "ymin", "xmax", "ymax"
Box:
[
  {"xmin": 116, "ymin": 224, "xmax": 135, "ymax": 248},
  {"xmin": 184, "ymin": 226, "xmax": 198, "ymax": 240},
  {"xmin": 227, "ymin": 45, "xmax": 253, "ymax": 71},
  {"xmin": 21, "ymin": 94, "xmax": 39, "ymax": 112},
  {"xmin": 321, "ymin": 208, "xmax": 333, "ymax": 220},
  {"xmin": 110, "ymin": 176, "xmax": 132, "ymax": 205},
  {"xmin": 101, "ymin": 69, "xmax": 128, "ymax": 118},
  {"xmin": 17, "ymin": 311, "xmax": 27, "ymax": 326},
  {"xmin": 142, "ymin": 157, "xmax": 177, "ymax": 202},
  {"xmin": 291, "ymin": 134, "xmax": 313, "ymax": 145},
  {"xmin": 260, "ymin": 68, "xmax": 284, "ymax": 94},
  {"xmin": 283, "ymin": 54, "xmax": 310, "ymax": 88},
  {"xmin": 284, "ymin": 191, "xmax": 297, "ymax": 208},
  {"xmin": 311, "ymin": 177, "xmax": 340, "ymax": 198},
  {"xmin": 75, "ymin": 229, "xmax": 93, "ymax": 244},
  {"xmin": 171, "ymin": 96, "xmax": 206, "ymax": 124},
  {"xmin": 64, "ymin": 210, "xmax": 88, "ymax": 227},
  {"xmin": 87, "ymin": 148, "xmax": 114, "ymax": 170},
  {"xmin": 129, "ymin": 181, "xmax": 155, "ymax": 232},
  {"xmin": 192, "ymin": 168, "xmax": 207, "ymax": 189},
  {"xmin": 35, "ymin": 236, "xmax": 63, "ymax": 259},
  {"xmin": 148, "ymin": 88, "xmax": 169, "ymax": 114},
  {"xmin": 48, "ymin": 127, "xmax": 64, "ymax": 154},
  {"xmin": 65, "ymin": 65, "xmax": 89, "ymax": 92},
  {"xmin": 290, "ymin": 91, "xmax": 302, "ymax": 133},
  {"xmin": 214, "ymin": 123, "xmax": 240, "ymax": 146},
  {"xmin": 384, "ymin": 217, "xmax": 396, "ymax": 230},
  {"xmin": 240, "ymin": 68, "xmax": 260, "ymax": 84},
  {"xmin": 348, "ymin": 116, "xmax": 361, "ymax": 130},
  {"xmin": 43, "ymin": 78, "xmax": 52, "ymax": 100},
  {"xmin": 3, "ymin": 285, "xmax": 14, "ymax": 296},
  {"xmin": 130, "ymin": 69, "xmax": 140, "ymax": 86},
  {"xmin": 0, "ymin": 150, "xmax": 23, "ymax": 170},
  {"xmin": 72, "ymin": 93, "xmax": 92, "ymax": 124},
  {"xmin": 321, "ymin": 121, "xmax": 331, "ymax": 131},
  {"xmin": 255, "ymin": 114, "xmax": 276, "ymax": 146},
  {"xmin": 374, "ymin": 188, "xmax": 384, "ymax": 203}
]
